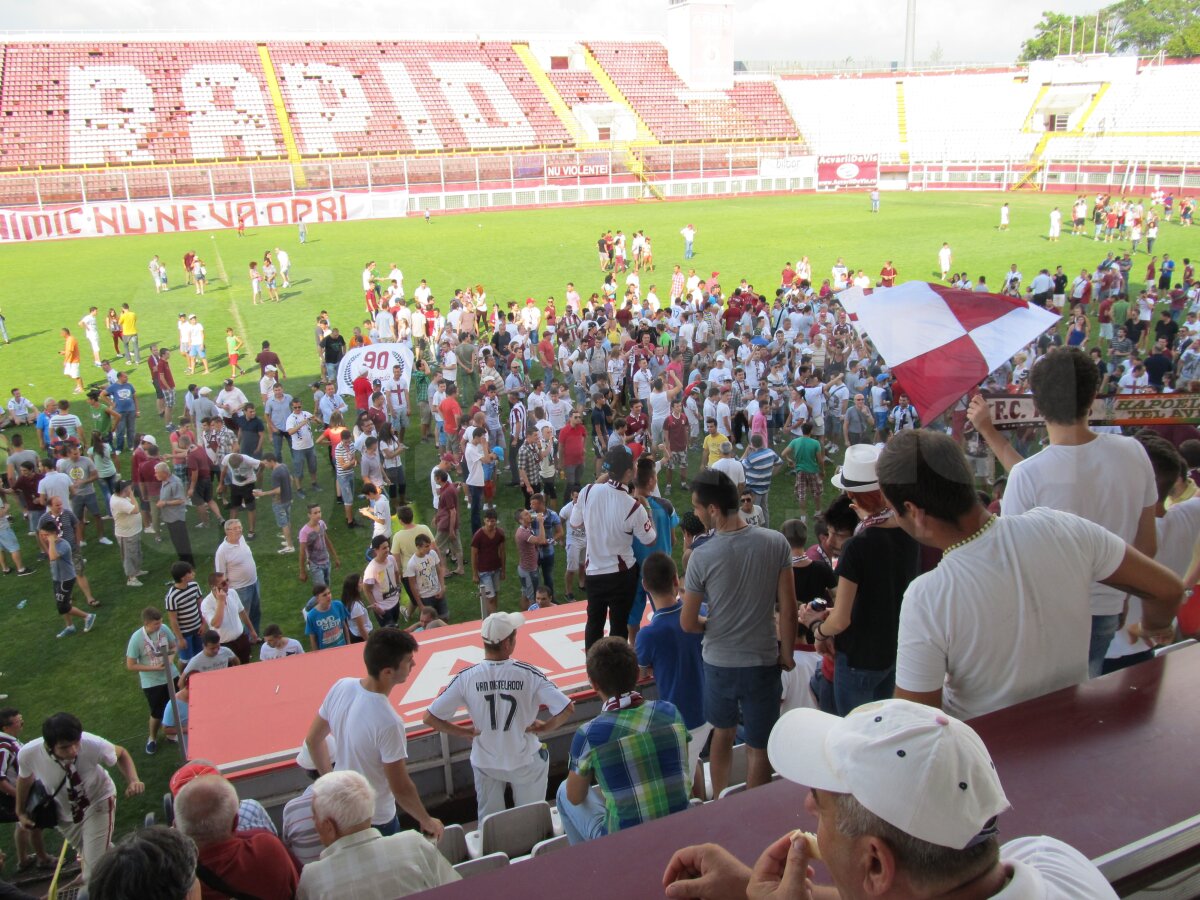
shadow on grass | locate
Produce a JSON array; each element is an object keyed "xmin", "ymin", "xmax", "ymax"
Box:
[{"xmin": 3, "ymin": 328, "xmax": 50, "ymax": 345}]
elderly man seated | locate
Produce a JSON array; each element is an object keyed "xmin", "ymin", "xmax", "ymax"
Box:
[
  {"xmin": 174, "ymin": 774, "xmax": 298, "ymax": 900},
  {"xmin": 297, "ymin": 770, "xmax": 459, "ymax": 900}
]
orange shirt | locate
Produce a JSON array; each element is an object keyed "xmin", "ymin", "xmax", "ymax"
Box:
[
  {"xmin": 63, "ymin": 336, "xmax": 80, "ymax": 364},
  {"xmin": 439, "ymin": 397, "xmax": 461, "ymax": 436}
]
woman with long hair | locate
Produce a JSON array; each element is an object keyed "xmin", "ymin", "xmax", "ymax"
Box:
[
  {"xmin": 377, "ymin": 422, "xmax": 406, "ymax": 504},
  {"xmin": 339, "ymin": 573, "xmax": 373, "ymax": 643},
  {"xmin": 106, "ymin": 308, "xmax": 122, "ymax": 354},
  {"xmin": 89, "ymin": 432, "xmax": 119, "ymax": 510},
  {"xmin": 109, "ymin": 479, "xmax": 146, "ymax": 587}
]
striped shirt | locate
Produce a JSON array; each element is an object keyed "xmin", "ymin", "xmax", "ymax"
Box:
[
  {"xmin": 568, "ymin": 699, "xmax": 690, "ymax": 834},
  {"xmin": 508, "ymin": 401, "xmax": 526, "ymax": 444},
  {"xmin": 742, "ymin": 447, "xmax": 781, "ymax": 495},
  {"xmin": 164, "ymin": 582, "xmax": 205, "ymax": 636},
  {"xmin": 334, "ymin": 443, "xmax": 357, "ymax": 478}
]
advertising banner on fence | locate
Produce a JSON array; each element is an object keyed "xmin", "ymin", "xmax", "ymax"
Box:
[
  {"xmin": 0, "ymin": 188, "xmax": 409, "ymax": 243},
  {"xmin": 758, "ymin": 155, "xmax": 818, "ymax": 181},
  {"xmin": 817, "ymin": 154, "xmax": 879, "ymax": 189},
  {"xmin": 335, "ymin": 343, "xmax": 414, "ymax": 396},
  {"xmin": 981, "ymin": 392, "xmax": 1200, "ymax": 429}
]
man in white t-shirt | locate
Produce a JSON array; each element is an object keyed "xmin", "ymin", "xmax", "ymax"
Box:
[
  {"xmin": 15, "ymin": 713, "xmax": 144, "ymax": 880},
  {"xmin": 663, "ymin": 699, "xmax": 1120, "ymax": 899},
  {"xmin": 423, "ymin": 612, "xmax": 574, "ymax": 821},
  {"xmin": 78, "ymin": 307, "xmax": 102, "ymax": 366},
  {"xmin": 304, "ymin": 628, "xmax": 442, "ymax": 839},
  {"xmin": 871, "ymin": 431, "xmax": 1180, "ymax": 721},
  {"xmin": 969, "ymin": 348, "xmax": 1159, "ymax": 677}
]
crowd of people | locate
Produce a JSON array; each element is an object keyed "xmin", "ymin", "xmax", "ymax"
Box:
[{"xmin": 1, "ymin": 192, "xmax": 1198, "ymax": 900}]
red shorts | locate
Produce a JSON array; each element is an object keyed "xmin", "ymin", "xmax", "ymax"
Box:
[{"xmin": 228, "ymin": 354, "xmax": 239, "ymax": 367}]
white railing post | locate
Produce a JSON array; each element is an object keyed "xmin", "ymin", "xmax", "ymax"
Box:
[
  {"xmin": 79, "ymin": 174, "xmax": 87, "ymax": 204},
  {"xmin": 166, "ymin": 170, "xmax": 174, "ymax": 200},
  {"xmin": 125, "ymin": 171, "xmax": 132, "ymax": 202}
]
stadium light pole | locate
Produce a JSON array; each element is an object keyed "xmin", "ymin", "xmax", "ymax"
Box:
[{"xmin": 904, "ymin": 0, "xmax": 917, "ymax": 69}]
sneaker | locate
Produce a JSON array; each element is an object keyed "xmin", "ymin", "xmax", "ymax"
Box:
[
  {"xmin": 16, "ymin": 568, "xmax": 34, "ymax": 576},
  {"xmin": 296, "ymin": 490, "xmax": 306, "ymax": 500},
  {"xmin": 278, "ymin": 545, "xmax": 296, "ymax": 555},
  {"xmin": 98, "ymin": 536, "xmax": 113, "ymax": 546},
  {"xmin": 195, "ymin": 521, "xmax": 207, "ymax": 529},
  {"xmin": 144, "ymin": 526, "xmax": 156, "ymax": 535},
  {"xmin": 246, "ymin": 532, "xmax": 256, "ymax": 541},
  {"xmin": 136, "ymin": 569, "xmax": 149, "ymax": 576},
  {"xmin": 346, "ymin": 520, "xmax": 360, "ymax": 529},
  {"xmin": 56, "ymin": 625, "xmax": 77, "ymax": 638},
  {"xmin": 126, "ymin": 578, "xmax": 144, "ymax": 587},
  {"xmin": 145, "ymin": 740, "xmax": 157, "ymax": 755},
  {"xmin": 84, "ymin": 613, "xmax": 97, "ymax": 633}
]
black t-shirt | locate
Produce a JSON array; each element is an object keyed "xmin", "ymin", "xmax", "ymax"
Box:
[
  {"xmin": 1144, "ymin": 353, "xmax": 1172, "ymax": 387},
  {"xmin": 833, "ymin": 525, "xmax": 920, "ymax": 670},
  {"xmin": 235, "ymin": 415, "xmax": 266, "ymax": 455},
  {"xmin": 322, "ymin": 335, "xmax": 346, "ymax": 363},
  {"xmin": 793, "ymin": 558, "xmax": 838, "ymax": 642},
  {"xmin": 1155, "ymin": 319, "xmax": 1180, "ymax": 347}
]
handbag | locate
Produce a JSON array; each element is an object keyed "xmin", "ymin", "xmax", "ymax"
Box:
[{"xmin": 25, "ymin": 769, "xmax": 69, "ymax": 830}]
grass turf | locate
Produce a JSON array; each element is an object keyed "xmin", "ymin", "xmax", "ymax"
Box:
[{"xmin": 0, "ymin": 189, "xmax": 1178, "ymax": 853}]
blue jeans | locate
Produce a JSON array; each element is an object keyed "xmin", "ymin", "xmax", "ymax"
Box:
[
  {"xmin": 115, "ymin": 410, "xmax": 137, "ymax": 452},
  {"xmin": 308, "ymin": 562, "xmax": 331, "ymax": 590},
  {"xmin": 292, "ymin": 446, "xmax": 318, "ymax": 481},
  {"xmin": 336, "ymin": 473, "xmax": 355, "ymax": 507},
  {"xmin": 375, "ymin": 813, "xmax": 400, "ymax": 836},
  {"xmin": 468, "ymin": 484, "xmax": 484, "ymax": 535},
  {"xmin": 271, "ymin": 430, "xmax": 287, "ymax": 460},
  {"xmin": 237, "ymin": 580, "xmax": 262, "ymax": 635},
  {"xmin": 555, "ymin": 780, "xmax": 607, "ymax": 845},
  {"xmin": 833, "ymin": 652, "xmax": 894, "ymax": 717},
  {"xmin": 517, "ymin": 567, "xmax": 539, "ymax": 603},
  {"xmin": 538, "ymin": 551, "xmax": 555, "ymax": 599},
  {"xmin": 1089, "ymin": 614, "xmax": 1121, "ymax": 678},
  {"xmin": 684, "ymin": 240, "xmax": 694, "ymax": 259},
  {"xmin": 809, "ymin": 668, "xmax": 836, "ymax": 714},
  {"xmin": 324, "ymin": 362, "xmax": 337, "ymax": 382},
  {"xmin": 178, "ymin": 631, "xmax": 205, "ymax": 662}
]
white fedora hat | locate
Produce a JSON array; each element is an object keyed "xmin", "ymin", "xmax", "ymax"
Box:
[{"xmin": 831, "ymin": 444, "xmax": 881, "ymax": 493}]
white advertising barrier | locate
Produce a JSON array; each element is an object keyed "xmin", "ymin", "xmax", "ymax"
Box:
[
  {"xmin": 757, "ymin": 155, "xmax": 818, "ymax": 180},
  {"xmin": 335, "ymin": 343, "xmax": 414, "ymax": 396},
  {"xmin": 0, "ymin": 188, "xmax": 409, "ymax": 243}
]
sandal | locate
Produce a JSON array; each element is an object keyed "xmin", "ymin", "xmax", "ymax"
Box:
[{"xmin": 0, "ymin": 568, "xmax": 11, "ymax": 575}]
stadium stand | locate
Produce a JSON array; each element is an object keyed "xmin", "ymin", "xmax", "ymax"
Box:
[
  {"xmin": 1086, "ymin": 63, "xmax": 1200, "ymax": 133},
  {"xmin": 545, "ymin": 69, "xmax": 609, "ymax": 108},
  {"xmin": 776, "ymin": 76, "xmax": 901, "ymax": 157},
  {"xmin": 0, "ymin": 41, "xmax": 287, "ymax": 168},
  {"xmin": 901, "ymin": 72, "xmax": 1042, "ymax": 162},
  {"xmin": 584, "ymin": 41, "xmax": 799, "ymax": 142}
]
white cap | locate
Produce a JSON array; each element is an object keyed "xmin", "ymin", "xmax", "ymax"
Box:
[
  {"xmin": 767, "ymin": 700, "xmax": 1009, "ymax": 850},
  {"xmin": 264, "ymin": 365, "xmax": 277, "ymax": 372},
  {"xmin": 141, "ymin": 434, "xmax": 157, "ymax": 447},
  {"xmin": 198, "ymin": 387, "xmax": 213, "ymax": 396},
  {"xmin": 295, "ymin": 735, "xmax": 336, "ymax": 771},
  {"xmin": 481, "ymin": 611, "xmax": 524, "ymax": 644},
  {"xmin": 830, "ymin": 443, "xmax": 880, "ymax": 493}
]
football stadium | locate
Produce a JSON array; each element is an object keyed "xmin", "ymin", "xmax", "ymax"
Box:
[{"xmin": 1, "ymin": 1, "xmax": 1199, "ymax": 897}]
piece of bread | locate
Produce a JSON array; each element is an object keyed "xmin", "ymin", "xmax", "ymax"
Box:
[{"xmin": 791, "ymin": 829, "xmax": 821, "ymax": 860}]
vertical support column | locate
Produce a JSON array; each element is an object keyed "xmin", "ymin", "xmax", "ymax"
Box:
[
  {"xmin": 166, "ymin": 170, "xmax": 174, "ymax": 201},
  {"xmin": 125, "ymin": 171, "xmax": 133, "ymax": 203},
  {"xmin": 79, "ymin": 174, "xmax": 87, "ymax": 205},
  {"xmin": 207, "ymin": 169, "xmax": 215, "ymax": 201}
]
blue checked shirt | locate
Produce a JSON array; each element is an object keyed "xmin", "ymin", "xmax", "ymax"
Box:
[{"xmin": 568, "ymin": 700, "xmax": 690, "ymax": 834}]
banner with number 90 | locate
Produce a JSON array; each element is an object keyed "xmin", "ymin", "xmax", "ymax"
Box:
[{"xmin": 336, "ymin": 343, "xmax": 414, "ymax": 395}]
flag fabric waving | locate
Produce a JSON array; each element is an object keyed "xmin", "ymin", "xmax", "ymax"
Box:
[{"xmin": 838, "ymin": 282, "xmax": 1061, "ymax": 423}]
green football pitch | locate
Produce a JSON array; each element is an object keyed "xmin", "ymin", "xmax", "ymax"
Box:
[{"xmin": 0, "ymin": 189, "xmax": 1167, "ymax": 852}]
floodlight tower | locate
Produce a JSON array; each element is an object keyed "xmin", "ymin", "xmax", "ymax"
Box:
[
  {"xmin": 904, "ymin": 0, "xmax": 917, "ymax": 69},
  {"xmin": 666, "ymin": 0, "xmax": 734, "ymax": 90}
]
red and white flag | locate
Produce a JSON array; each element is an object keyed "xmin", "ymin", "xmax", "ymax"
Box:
[{"xmin": 839, "ymin": 282, "xmax": 1060, "ymax": 422}]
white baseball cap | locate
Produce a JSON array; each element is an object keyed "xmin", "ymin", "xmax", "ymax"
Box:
[
  {"xmin": 141, "ymin": 434, "xmax": 157, "ymax": 447},
  {"xmin": 767, "ymin": 700, "xmax": 1009, "ymax": 850},
  {"xmin": 481, "ymin": 611, "xmax": 524, "ymax": 644},
  {"xmin": 264, "ymin": 365, "xmax": 277, "ymax": 372}
]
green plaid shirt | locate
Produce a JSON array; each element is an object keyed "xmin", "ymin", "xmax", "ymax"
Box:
[{"xmin": 568, "ymin": 700, "xmax": 690, "ymax": 834}]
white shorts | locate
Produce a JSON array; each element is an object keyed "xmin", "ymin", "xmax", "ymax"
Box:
[
  {"xmin": 565, "ymin": 541, "xmax": 586, "ymax": 573},
  {"xmin": 64, "ymin": 362, "xmax": 80, "ymax": 378}
]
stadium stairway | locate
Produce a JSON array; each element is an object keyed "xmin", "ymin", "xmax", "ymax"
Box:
[
  {"xmin": 625, "ymin": 147, "xmax": 664, "ymax": 200},
  {"xmin": 579, "ymin": 46, "xmax": 657, "ymax": 144},
  {"xmin": 512, "ymin": 43, "xmax": 591, "ymax": 147},
  {"xmin": 1021, "ymin": 83, "xmax": 1050, "ymax": 132},
  {"xmin": 1071, "ymin": 82, "xmax": 1110, "ymax": 133},
  {"xmin": 256, "ymin": 43, "xmax": 307, "ymax": 187},
  {"xmin": 895, "ymin": 81, "xmax": 910, "ymax": 164}
]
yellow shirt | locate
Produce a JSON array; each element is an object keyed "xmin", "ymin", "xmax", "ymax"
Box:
[
  {"xmin": 390, "ymin": 524, "xmax": 433, "ymax": 573},
  {"xmin": 702, "ymin": 432, "xmax": 729, "ymax": 468},
  {"xmin": 119, "ymin": 310, "xmax": 138, "ymax": 336},
  {"xmin": 1165, "ymin": 478, "xmax": 1197, "ymax": 509}
]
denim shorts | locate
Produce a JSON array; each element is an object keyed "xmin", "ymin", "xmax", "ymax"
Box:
[
  {"xmin": 702, "ymin": 662, "xmax": 782, "ymax": 749},
  {"xmin": 0, "ymin": 521, "xmax": 18, "ymax": 553},
  {"xmin": 273, "ymin": 501, "xmax": 292, "ymax": 528},
  {"xmin": 478, "ymin": 570, "xmax": 501, "ymax": 598}
]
